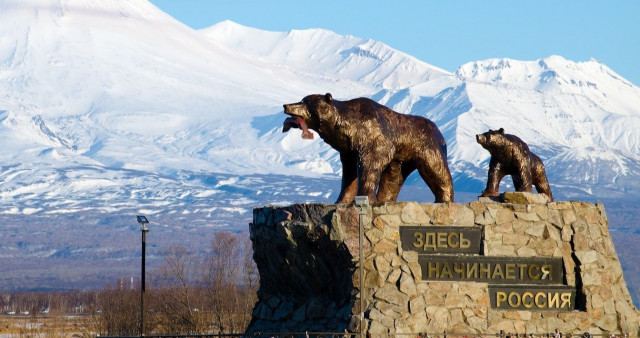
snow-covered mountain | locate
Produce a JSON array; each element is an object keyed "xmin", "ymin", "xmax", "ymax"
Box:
[
  {"xmin": 1, "ymin": 0, "xmax": 640, "ymax": 296},
  {"xmin": 0, "ymin": 0, "xmax": 371, "ymax": 217},
  {"xmin": 200, "ymin": 20, "xmax": 453, "ymax": 90},
  {"xmin": 450, "ymin": 56, "xmax": 640, "ymax": 198},
  {"xmin": 201, "ymin": 20, "xmax": 640, "ymax": 200}
]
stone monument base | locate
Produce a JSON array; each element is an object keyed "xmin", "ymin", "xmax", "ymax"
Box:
[{"xmin": 247, "ymin": 195, "xmax": 639, "ymax": 336}]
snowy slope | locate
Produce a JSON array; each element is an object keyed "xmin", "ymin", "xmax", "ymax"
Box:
[
  {"xmin": 202, "ymin": 20, "xmax": 640, "ymax": 200},
  {"xmin": 1, "ymin": 0, "xmax": 640, "ymax": 218},
  {"xmin": 450, "ymin": 56, "xmax": 640, "ymax": 198},
  {"xmin": 455, "ymin": 56, "xmax": 640, "ymax": 157},
  {"xmin": 0, "ymin": 0, "xmax": 380, "ymax": 217},
  {"xmin": 0, "ymin": 0, "xmax": 465, "ymax": 218},
  {"xmin": 200, "ymin": 20, "xmax": 454, "ymax": 90}
]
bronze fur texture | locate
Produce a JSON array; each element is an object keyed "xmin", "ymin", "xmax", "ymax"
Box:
[
  {"xmin": 476, "ymin": 128, "xmax": 553, "ymax": 201},
  {"xmin": 283, "ymin": 93, "xmax": 454, "ymax": 204}
]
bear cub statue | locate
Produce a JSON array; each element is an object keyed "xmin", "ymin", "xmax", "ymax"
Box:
[
  {"xmin": 283, "ymin": 93, "xmax": 454, "ymax": 204},
  {"xmin": 476, "ymin": 128, "xmax": 553, "ymax": 201}
]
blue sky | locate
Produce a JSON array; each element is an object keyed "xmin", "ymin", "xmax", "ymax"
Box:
[{"xmin": 149, "ymin": 0, "xmax": 640, "ymax": 86}]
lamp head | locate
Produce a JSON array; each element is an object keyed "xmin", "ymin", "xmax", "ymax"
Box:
[{"xmin": 354, "ymin": 196, "xmax": 369, "ymax": 206}]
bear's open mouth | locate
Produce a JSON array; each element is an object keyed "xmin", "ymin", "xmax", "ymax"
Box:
[{"xmin": 283, "ymin": 116, "xmax": 314, "ymax": 140}]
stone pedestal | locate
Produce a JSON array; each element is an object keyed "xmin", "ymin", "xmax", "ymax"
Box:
[{"xmin": 247, "ymin": 196, "xmax": 639, "ymax": 336}]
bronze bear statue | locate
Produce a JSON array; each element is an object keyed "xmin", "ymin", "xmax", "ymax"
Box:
[
  {"xmin": 476, "ymin": 128, "xmax": 553, "ymax": 201},
  {"xmin": 283, "ymin": 93, "xmax": 454, "ymax": 204}
]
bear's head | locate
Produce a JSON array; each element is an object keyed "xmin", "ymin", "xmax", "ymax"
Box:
[
  {"xmin": 283, "ymin": 93, "xmax": 336, "ymax": 134},
  {"xmin": 476, "ymin": 128, "xmax": 506, "ymax": 150}
]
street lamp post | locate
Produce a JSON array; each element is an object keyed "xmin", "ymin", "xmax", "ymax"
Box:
[
  {"xmin": 136, "ymin": 215, "xmax": 150, "ymax": 337},
  {"xmin": 354, "ymin": 196, "xmax": 369, "ymax": 338}
]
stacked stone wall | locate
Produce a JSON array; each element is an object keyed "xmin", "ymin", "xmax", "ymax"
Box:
[{"xmin": 247, "ymin": 197, "xmax": 639, "ymax": 336}]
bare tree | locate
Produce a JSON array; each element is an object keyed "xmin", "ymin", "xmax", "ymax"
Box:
[
  {"xmin": 203, "ymin": 231, "xmax": 239, "ymax": 332},
  {"xmin": 240, "ymin": 233, "xmax": 259, "ymax": 329},
  {"xmin": 152, "ymin": 245, "xmax": 205, "ymax": 334},
  {"xmin": 200, "ymin": 231, "xmax": 257, "ymax": 333},
  {"xmin": 93, "ymin": 287, "xmax": 140, "ymax": 335},
  {"xmin": 1, "ymin": 232, "xmax": 260, "ymax": 336}
]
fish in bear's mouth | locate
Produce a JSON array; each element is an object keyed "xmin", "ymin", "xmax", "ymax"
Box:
[{"xmin": 282, "ymin": 116, "xmax": 314, "ymax": 140}]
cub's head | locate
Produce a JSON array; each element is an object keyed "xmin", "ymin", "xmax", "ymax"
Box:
[
  {"xmin": 476, "ymin": 128, "xmax": 506, "ymax": 150},
  {"xmin": 282, "ymin": 93, "xmax": 336, "ymax": 132}
]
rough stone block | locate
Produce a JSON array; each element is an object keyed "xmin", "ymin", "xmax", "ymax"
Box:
[
  {"xmin": 373, "ymin": 238, "xmax": 396, "ymax": 253},
  {"xmin": 524, "ymin": 221, "xmax": 546, "ymax": 237},
  {"xmin": 562, "ymin": 209, "xmax": 577, "ymax": 225},
  {"xmin": 374, "ymin": 255, "xmax": 391, "ymax": 272},
  {"xmin": 409, "ymin": 295, "xmax": 426, "ymax": 314},
  {"xmin": 430, "ymin": 307, "xmax": 450, "ymax": 329},
  {"xmin": 467, "ymin": 315, "xmax": 488, "ymax": 331},
  {"xmin": 496, "ymin": 208, "xmax": 517, "ymax": 224},
  {"xmin": 369, "ymin": 308, "xmax": 394, "ymax": 328},
  {"xmin": 503, "ymin": 191, "xmax": 550, "ymax": 204},
  {"xmin": 399, "ymin": 271, "xmax": 417, "ymax": 297},
  {"xmin": 450, "ymin": 308, "xmax": 464, "ymax": 326},
  {"xmin": 455, "ymin": 205, "xmax": 476, "ymax": 225},
  {"xmin": 247, "ymin": 202, "xmax": 639, "ymax": 335},
  {"xmin": 401, "ymin": 202, "xmax": 430, "ymax": 224},
  {"xmin": 488, "ymin": 244, "xmax": 516, "ymax": 256},
  {"xmin": 444, "ymin": 293, "xmax": 469, "ymax": 307},
  {"xmin": 516, "ymin": 246, "xmax": 537, "ymax": 257},
  {"xmin": 475, "ymin": 209, "xmax": 496, "ymax": 225},
  {"xmin": 503, "ymin": 233, "xmax": 530, "ymax": 247},
  {"xmin": 515, "ymin": 211, "xmax": 541, "ymax": 222},
  {"xmin": 367, "ymin": 319, "xmax": 389, "ymax": 334},
  {"xmin": 385, "ymin": 267, "xmax": 401, "ymax": 285},
  {"xmin": 575, "ymin": 250, "xmax": 598, "ymax": 265},
  {"xmin": 374, "ymin": 285, "xmax": 409, "ymax": 307},
  {"xmin": 478, "ymin": 196, "xmax": 501, "ymax": 203},
  {"xmin": 407, "ymin": 310, "xmax": 428, "ymax": 332}
]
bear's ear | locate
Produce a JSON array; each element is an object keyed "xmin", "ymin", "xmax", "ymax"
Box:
[
  {"xmin": 324, "ymin": 93, "xmax": 333, "ymax": 103},
  {"xmin": 498, "ymin": 128, "xmax": 504, "ymax": 134}
]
